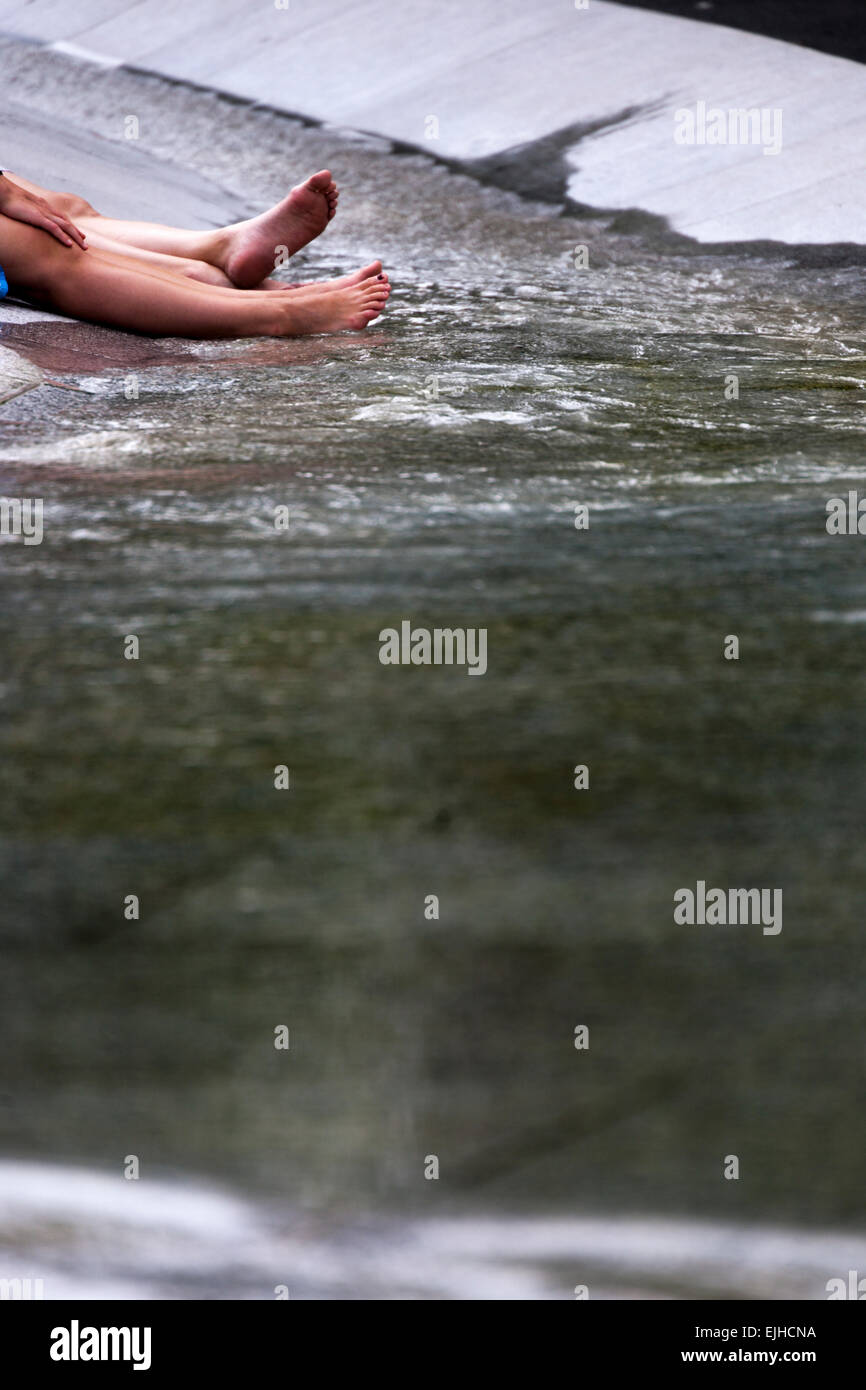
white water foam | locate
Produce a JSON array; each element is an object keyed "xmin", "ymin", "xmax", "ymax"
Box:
[{"xmin": 0, "ymin": 1160, "xmax": 860, "ymax": 1301}]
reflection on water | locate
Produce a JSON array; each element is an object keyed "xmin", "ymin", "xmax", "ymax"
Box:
[{"xmin": 1, "ymin": 40, "xmax": 866, "ymax": 1298}]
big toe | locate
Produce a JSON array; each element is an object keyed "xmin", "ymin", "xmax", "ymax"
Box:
[{"xmin": 307, "ymin": 169, "xmax": 333, "ymax": 192}]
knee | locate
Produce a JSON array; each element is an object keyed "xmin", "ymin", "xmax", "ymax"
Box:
[
  {"xmin": 60, "ymin": 192, "xmax": 98, "ymax": 219},
  {"xmin": 0, "ymin": 174, "xmax": 96, "ymax": 220}
]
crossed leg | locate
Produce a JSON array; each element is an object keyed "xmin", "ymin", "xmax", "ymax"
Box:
[
  {"xmin": 0, "ymin": 213, "xmax": 389, "ymax": 337},
  {"xmin": 1, "ymin": 169, "xmax": 342, "ymax": 289}
]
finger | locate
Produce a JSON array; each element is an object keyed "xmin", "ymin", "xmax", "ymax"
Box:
[
  {"xmin": 32, "ymin": 199, "xmax": 87, "ymax": 246},
  {"xmin": 43, "ymin": 211, "xmax": 89, "ymax": 249},
  {"xmin": 38, "ymin": 215, "xmax": 75, "ymax": 247},
  {"xmin": 56, "ymin": 217, "xmax": 88, "ymax": 248}
]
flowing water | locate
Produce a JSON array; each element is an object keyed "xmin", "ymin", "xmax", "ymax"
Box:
[{"xmin": 1, "ymin": 38, "xmax": 865, "ymax": 1298}]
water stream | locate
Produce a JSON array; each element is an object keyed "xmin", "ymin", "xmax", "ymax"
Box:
[{"xmin": 1, "ymin": 38, "xmax": 865, "ymax": 1298}]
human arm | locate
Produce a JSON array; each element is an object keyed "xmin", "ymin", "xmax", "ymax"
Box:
[{"xmin": 0, "ymin": 172, "xmax": 87, "ymax": 248}]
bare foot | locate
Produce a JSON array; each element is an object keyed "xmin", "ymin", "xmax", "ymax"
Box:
[
  {"xmin": 277, "ymin": 279, "xmax": 390, "ymax": 335},
  {"xmin": 223, "ymin": 171, "xmax": 339, "ymax": 288},
  {"xmin": 262, "ymin": 261, "xmax": 388, "ymax": 294}
]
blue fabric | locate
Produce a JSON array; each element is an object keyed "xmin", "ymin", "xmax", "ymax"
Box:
[{"xmin": 0, "ymin": 264, "xmax": 7, "ymax": 299}]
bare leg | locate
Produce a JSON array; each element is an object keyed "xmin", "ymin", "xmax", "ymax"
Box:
[
  {"xmin": 2, "ymin": 169, "xmax": 340, "ymax": 288},
  {"xmin": 0, "ymin": 215, "xmax": 389, "ymax": 337},
  {"xmin": 77, "ymin": 232, "xmax": 387, "ymax": 296},
  {"xmin": 76, "ymin": 238, "xmax": 388, "ymax": 301},
  {"xmin": 73, "ymin": 228, "xmax": 236, "ymax": 285},
  {"xmin": 7, "ymin": 210, "xmax": 386, "ymax": 294}
]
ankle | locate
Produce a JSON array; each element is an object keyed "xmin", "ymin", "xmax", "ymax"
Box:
[
  {"xmin": 266, "ymin": 299, "xmax": 294, "ymax": 336},
  {"xmin": 202, "ymin": 228, "xmax": 233, "ymax": 274}
]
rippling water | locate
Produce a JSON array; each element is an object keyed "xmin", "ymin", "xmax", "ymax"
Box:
[{"xmin": 1, "ymin": 39, "xmax": 865, "ymax": 1298}]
